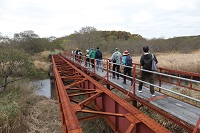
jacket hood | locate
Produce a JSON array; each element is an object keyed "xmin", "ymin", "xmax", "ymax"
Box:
[{"xmin": 143, "ymin": 53, "xmax": 151, "ymax": 60}]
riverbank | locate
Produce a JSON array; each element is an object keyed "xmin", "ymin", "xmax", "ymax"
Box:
[{"xmin": 0, "ymin": 81, "xmax": 61, "ymax": 133}]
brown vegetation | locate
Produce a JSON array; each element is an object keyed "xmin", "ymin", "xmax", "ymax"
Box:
[
  {"xmin": 0, "ymin": 81, "xmax": 61, "ymax": 133},
  {"xmin": 25, "ymin": 98, "xmax": 62, "ymax": 133},
  {"xmin": 131, "ymin": 50, "xmax": 200, "ymax": 73}
]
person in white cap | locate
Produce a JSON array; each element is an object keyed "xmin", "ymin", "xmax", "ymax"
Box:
[{"xmin": 85, "ymin": 49, "xmax": 90, "ymax": 67}]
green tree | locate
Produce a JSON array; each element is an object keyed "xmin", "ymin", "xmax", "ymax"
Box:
[
  {"xmin": 70, "ymin": 26, "xmax": 104, "ymax": 50},
  {"xmin": 13, "ymin": 30, "xmax": 51, "ymax": 55},
  {"xmin": 0, "ymin": 47, "xmax": 34, "ymax": 90}
]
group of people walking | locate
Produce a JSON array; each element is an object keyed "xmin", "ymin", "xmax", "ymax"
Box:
[
  {"xmin": 74, "ymin": 46, "xmax": 158, "ymax": 97},
  {"xmin": 75, "ymin": 47, "xmax": 103, "ymax": 71}
]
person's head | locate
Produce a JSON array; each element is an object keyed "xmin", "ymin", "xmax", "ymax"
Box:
[
  {"xmin": 86, "ymin": 49, "xmax": 89, "ymax": 53},
  {"xmin": 123, "ymin": 50, "xmax": 129, "ymax": 56},
  {"xmin": 97, "ymin": 47, "xmax": 99, "ymax": 49},
  {"xmin": 143, "ymin": 46, "xmax": 149, "ymax": 53},
  {"xmin": 90, "ymin": 48, "xmax": 94, "ymax": 51},
  {"xmin": 115, "ymin": 48, "xmax": 118, "ymax": 51}
]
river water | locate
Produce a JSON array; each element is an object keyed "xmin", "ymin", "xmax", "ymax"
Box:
[
  {"xmin": 35, "ymin": 79, "xmax": 51, "ymax": 98},
  {"xmin": 35, "ymin": 78, "xmax": 178, "ymax": 99}
]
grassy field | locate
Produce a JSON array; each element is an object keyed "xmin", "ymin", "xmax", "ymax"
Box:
[
  {"xmin": 131, "ymin": 50, "xmax": 200, "ymax": 73},
  {"xmin": 34, "ymin": 50, "xmax": 200, "ymax": 73}
]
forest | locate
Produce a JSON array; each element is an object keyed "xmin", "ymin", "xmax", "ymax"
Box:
[{"xmin": 1, "ymin": 26, "xmax": 199, "ymax": 90}]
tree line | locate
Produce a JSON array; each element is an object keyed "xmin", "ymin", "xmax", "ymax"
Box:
[
  {"xmin": 61, "ymin": 26, "xmax": 200, "ymax": 56},
  {"xmin": 0, "ymin": 27, "xmax": 199, "ymax": 90}
]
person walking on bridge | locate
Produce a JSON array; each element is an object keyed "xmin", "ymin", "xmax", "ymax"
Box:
[
  {"xmin": 95, "ymin": 47, "xmax": 103, "ymax": 71},
  {"xmin": 110, "ymin": 48, "xmax": 122, "ymax": 79},
  {"xmin": 85, "ymin": 49, "xmax": 90, "ymax": 67},
  {"xmin": 89, "ymin": 48, "xmax": 95, "ymax": 68},
  {"xmin": 122, "ymin": 50, "xmax": 132, "ymax": 85},
  {"xmin": 138, "ymin": 46, "xmax": 158, "ymax": 97}
]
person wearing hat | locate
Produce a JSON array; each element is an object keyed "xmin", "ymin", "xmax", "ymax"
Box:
[
  {"xmin": 110, "ymin": 48, "xmax": 122, "ymax": 79},
  {"xmin": 138, "ymin": 46, "xmax": 158, "ymax": 97},
  {"xmin": 75, "ymin": 48, "xmax": 79, "ymax": 60},
  {"xmin": 122, "ymin": 50, "xmax": 132, "ymax": 84},
  {"xmin": 85, "ymin": 49, "xmax": 90, "ymax": 67}
]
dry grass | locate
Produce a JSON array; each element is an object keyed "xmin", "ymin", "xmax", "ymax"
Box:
[
  {"xmin": 33, "ymin": 51, "xmax": 51, "ymax": 72},
  {"xmin": 132, "ymin": 51, "xmax": 200, "ymax": 73},
  {"xmin": 33, "ymin": 60, "xmax": 50, "ymax": 72},
  {"xmin": 25, "ymin": 98, "xmax": 62, "ymax": 133},
  {"xmin": 0, "ymin": 81, "xmax": 61, "ymax": 133}
]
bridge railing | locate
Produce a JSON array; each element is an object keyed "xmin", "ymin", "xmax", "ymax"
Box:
[{"xmin": 65, "ymin": 53, "xmax": 200, "ymax": 105}]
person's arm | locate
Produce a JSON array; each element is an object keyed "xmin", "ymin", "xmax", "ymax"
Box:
[
  {"xmin": 140, "ymin": 55, "xmax": 144, "ymax": 66},
  {"xmin": 120, "ymin": 53, "xmax": 122, "ymax": 63},
  {"xmin": 122, "ymin": 56, "xmax": 126, "ymax": 65},
  {"xmin": 94, "ymin": 51, "xmax": 97, "ymax": 59},
  {"xmin": 89, "ymin": 52, "xmax": 92, "ymax": 58},
  {"xmin": 153, "ymin": 54, "xmax": 158, "ymax": 64},
  {"xmin": 110, "ymin": 53, "xmax": 114, "ymax": 61}
]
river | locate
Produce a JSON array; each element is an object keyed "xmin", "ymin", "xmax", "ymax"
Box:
[
  {"xmin": 34, "ymin": 78, "xmax": 178, "ymax": 99},
  {"xmin": 35, "ymin": 79, "xmax": 51, "ymax": 98}
]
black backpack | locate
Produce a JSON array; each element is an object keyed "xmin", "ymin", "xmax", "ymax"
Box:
[
  {"xmin": 126, "ymin": 55, "xmax": 132, "ymax": 66},
  {"xmin": 96, "ymin": 51, "xmax": 102, "ymax": 59}
]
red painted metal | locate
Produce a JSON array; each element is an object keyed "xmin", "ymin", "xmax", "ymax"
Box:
[
  {"xmin": 64, "ymin": 52, "xmax": 200, "ymax": 133},
  {"xmin": 132, "ymin": 63, "xmax": 200, "ymax": 92},
  {"xmin": 52, "ymin": 54, "xmax": 171, "ymax": 133},
  {"xmin": 52, "ymin": 56, "xmax": 83, "ymax": 133},
  {"xmin": 193, "ymin": 117, "xmax": 200, "ymax": 133}
]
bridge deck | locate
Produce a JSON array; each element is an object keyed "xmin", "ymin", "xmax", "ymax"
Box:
[{"xmin": 85, "ymin": 65, "xmax": 200, "ymax": 128}]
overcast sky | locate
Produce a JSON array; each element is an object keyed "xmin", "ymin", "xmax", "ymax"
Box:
[{"xmin": 0, "ymin": 0, "xmax": 200, "ymax": 39}]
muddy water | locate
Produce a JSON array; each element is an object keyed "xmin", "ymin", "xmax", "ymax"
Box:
[
  {"xmin": 35, "ymin": 78, "xmax": 57, "ymax": 99},
  {"xmin": 35, "ymin": 79, "xmax": 51, "ymax": 98},
  {"xmin": 35, "ymin": 78, "xmax": 178, "ymax": 99}
]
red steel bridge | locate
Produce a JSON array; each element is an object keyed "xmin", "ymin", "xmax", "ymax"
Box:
[{"xmin": 50, "ymin": 53, "xmax": 200, "ymax": 133}]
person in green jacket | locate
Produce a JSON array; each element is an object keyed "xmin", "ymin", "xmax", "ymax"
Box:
[{"xmin": 89, "ymin": 48, "xmax": 95, "ymax": 68}]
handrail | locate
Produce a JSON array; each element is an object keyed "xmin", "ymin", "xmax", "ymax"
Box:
[{"xmin": 65, "ymin": 52, "xmax": 200, "ymax": 104}]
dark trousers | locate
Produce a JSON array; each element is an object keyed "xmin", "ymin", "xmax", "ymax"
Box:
[
  {"xmin": 123, "ymin": 67, "xmax": 132, "ymax": 84},
  {"xmin": 112, "ymin": 64, "xmax": 120, "ymax": 78},
  {"xmin": 86, "ymin": 58, "xmax": 90, "ymax": 67},
  {"xmin": 90, "ymin": 59, "xmax": 94, "ymax": 68},
  {"xmin": 139, "ymin": 71, "xmax": 155, "ymax": 94}
]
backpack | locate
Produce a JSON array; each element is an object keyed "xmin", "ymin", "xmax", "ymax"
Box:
[
  {"xmin": 85, "ymin": 52, "xmax": 89, "ymax": 58},
  {"xmin": 96, "ymin": 50, "xmax": 102, "ymax": 59},
  {"xmin": 126, "ymin": 55, "xmax": 132, "ymax": 66},
  {"xmin": 113, "ymin": 52, "xmax": 119, "ymax": 63},
  {"xmin": 151, "ymin": 54, "xmax": 157, "ymax": 71}
]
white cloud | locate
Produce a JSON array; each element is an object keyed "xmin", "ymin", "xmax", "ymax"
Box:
[{"xmin": 0, "ymin": 0, "xmax": 200, "ymax": 39}]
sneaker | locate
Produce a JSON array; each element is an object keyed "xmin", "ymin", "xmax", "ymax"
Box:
[
  {"xmin": 112, "ymin": 76, "xmax": 115, "ymax": 79},
  {"xmin": 138, "ymin": 90, "xmax": 142, "ymax": 93},
  {"xmin": 151, "ymin": 94, "xmax": 155, "ymax": 97}
]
